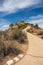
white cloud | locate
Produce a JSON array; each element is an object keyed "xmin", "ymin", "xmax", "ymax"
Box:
[
  {"xmin": 0, "ymin": 19, "xmax": 10, "ymax": 30},
  {"xmin": 28, "ymin": 15, "xmax": 43, "ymax": 28},
  {"xmin": 29, "ymin": 15, "xmax": 43, "ymax": 20},
  {"xmin": 39, "ymin": 24, "xmax": 43, "ymax": 28},
  {"xmin": 0, "ymin": 0, "xmax": 41, "ymax": 15},
  {"xmin": 0, "ymin": 24, "xmax": 9, "ymax": 31},
  {"xmin": 29, "ymin": 18, "xmax": 43, "ymax": 24}
]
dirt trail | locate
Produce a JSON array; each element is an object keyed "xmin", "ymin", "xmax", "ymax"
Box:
[{"xmin": 15, "ymin": 26, "xmax": 43, "ymax": 65}]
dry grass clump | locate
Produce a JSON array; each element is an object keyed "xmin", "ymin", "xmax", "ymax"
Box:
[
  {"xmin": 0, "ymin": 39, "xmax": 22, "ymax": 61},
  {"xmin": 0, "ymin": 28, "xmax": 27, "ymax": 61}
]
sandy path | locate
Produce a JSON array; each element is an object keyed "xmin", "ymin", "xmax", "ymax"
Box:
[{"xmin": 15, "ymin": 26, "xmax": 43, "ymax": 65}]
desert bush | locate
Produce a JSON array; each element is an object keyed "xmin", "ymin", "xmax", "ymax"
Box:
[
  {"xmin": 13, "ymin": 49, "xmax": 22, "ymax": 55},
  {"xmin": 0, "ymin": 24, "xmax": 27, "ymax": 61},
  {"xmin": 0, "ymin": 39, "xmax": 5, "ymax": 60},
  {"xmin": 0, "ymin": 40, "xmax": 22, "ymax": 61},
  {"xmin": 31, "ymin": 24, "xmax": 34, "ymax": 27},
  {"xmin": 10, "ymin": 24, "xmax": 14, "ymax": 28},
  {"xmin": 34, "ymin": 24, "xmax": 39, "ymax": 29},
  {"xmin": 12, "ymin": 29, "xmax": 24, "ymax": 39},
  {"xmin": 37, "ymin": 32, "xmax": 43, "ymax": 35},
  {"xmin": 18, "ymin": 23, "xmax": 28, "ymax": 29},
  {"xmin": 18, "ymin": 37, "xmax": 25, "ymax": 43}
]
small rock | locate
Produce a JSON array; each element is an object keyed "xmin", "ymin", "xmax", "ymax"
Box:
[{"xmin": 7, "ymin": 60, "xmax": 14, "ymax": 65}]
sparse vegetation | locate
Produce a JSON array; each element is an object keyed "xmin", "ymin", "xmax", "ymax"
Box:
[
  {"xmin": 0, "ymin": 22, "xmax": 28, "ymax": 63},
  {"xmin": 17, "ymin": 23, "xmax": 29, "ymax": 30},
  {"xmin": 27, "ymin": 23, "xmax": 43, "ymax": 39}
]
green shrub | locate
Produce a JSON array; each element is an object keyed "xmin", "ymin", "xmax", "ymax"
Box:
[
  {"xmin": 10, "ymin": 24, "xmax": 14, "ymax": 28},
  {"xmin": 34, "ymin": 24, "xmax": 39, "ymax": 28}
]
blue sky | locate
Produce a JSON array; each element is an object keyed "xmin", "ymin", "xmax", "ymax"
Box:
[{"xmin": 0, "ymin": 0, "xmax": 43, "ymax": 30}]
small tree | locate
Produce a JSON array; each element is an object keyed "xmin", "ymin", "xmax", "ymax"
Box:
[
  {"xmin": 31, "ymin": 24, "xmax": 34, "ymax": 27},
  {"xmin": 35, "ymin": 24, "xmax": 39, "ymax": 28},
  {"xmin": 10, "ymin": 24, "xmax": 14, "ymax": 28}
]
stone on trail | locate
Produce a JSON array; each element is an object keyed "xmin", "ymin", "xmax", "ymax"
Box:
[
  {"xmin": 7, "ymin": 60, "xmax": 14, "ymax": 65},
  {"xmin": 13, "ymin": 57, "xmax": 19, "ymax": 62},
  {"xmin": 18, "ymin": 54, "xmax": 24, "ymax": 58}
]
